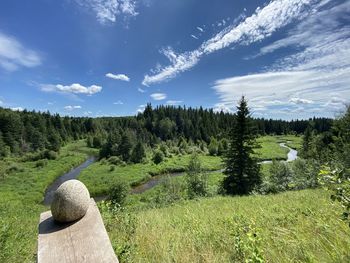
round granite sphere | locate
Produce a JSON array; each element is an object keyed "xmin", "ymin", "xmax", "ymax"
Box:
[{"xmin": 51, "ymin": 180, "xmax": 90, "ymax": 223}]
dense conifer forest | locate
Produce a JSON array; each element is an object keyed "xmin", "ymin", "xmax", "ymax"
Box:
[{"xmin": 0, "ymin": 104, "xmax": 333, "ymax": 157}]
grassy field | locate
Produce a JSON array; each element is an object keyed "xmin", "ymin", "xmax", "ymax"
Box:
[
  {"xmin": 80, "ymin": 135, "xmax": 301, "ymax": 197},
  {"xmin": 101, "ymin": 189, "xmax": 350, "ymax": 263},
  {"xmin": 0, "ymin": 135, "xmax": 304, "ymax": 262},
  {"xmin": 0, "ymin": 141, "xmax": 97, "ymax": 263}
]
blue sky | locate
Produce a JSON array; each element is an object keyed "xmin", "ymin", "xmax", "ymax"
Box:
[{"xmin": 0, "ymin": 0, "xmax": 349, "ymax": 119}]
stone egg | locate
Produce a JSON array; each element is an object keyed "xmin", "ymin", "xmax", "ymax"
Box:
[{"xmin": 51, "ymin": 179, "xmax": 90, "ymax": 223}]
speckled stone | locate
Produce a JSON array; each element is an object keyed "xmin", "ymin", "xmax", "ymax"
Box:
[{"xmin": 51, "ymin": 180, "xmax": 90, "ymax": 223}]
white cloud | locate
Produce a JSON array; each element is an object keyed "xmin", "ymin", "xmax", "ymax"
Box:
[
  {"xmin": 10, "ymin": 107, "xmax": 24, "ymax": 111},
  {"xmin": 191, "ymin": 35, "xmax": 198, "ymax": 40},
  {"xmin": 143, "ymin": 0, "xmax": 320, "ymax": 86},
  {"xmin": 64, "ymin": 105, "xmax": 82, "ymax": 111},
  {"xmin": 40, "ymin": 83, "xmax": 102, "ymax": 95},
  {"xmin": 197, "ymin": 27, "xmax": 204, "ymax": 32},
  {"xmin": 212, "ymin": 0, "xmax": 350, "ymax": 119},
  {"xmin": 137, "ymin": 104, "xmax": 146, "ymax": 113},
  {"xmin": 0, "ymin": 100, "xmax": 3, "ymax": 105},
  {"xmin": 106, "ymin": 73, "xmax": 130, "ymax": 81},
  {"xmin": 150, "ymin": 93, "xmax": 167, "ymax": 100},
  {"xmin": 137, "ymin": 87, "xmax": 146, "ymax": 93},
  {"xmin": 213, "ymin": 103, "xmax": 232, "ymax": 113},
  {"xmin": 0, "ymin": 32, "xmax": 41, "ymax": 71},
  {"xmin": 113, "ymin": 100, "xmax": 123, "ymax": 105},
  {"xmin": 166, "ymin": 100, "xmax": 183, "ymax": 105},
  {"xmin": 289, "ymin": 98, "xmax": 314, "ymax": 104},
  {"xmin": 75, "ymin": 0, "xmax": 138, "ymax": 24},
  {"xmin": 212, "ymin": 70, "xmax": 350, "ymax": 118},
  {"xmin": 84, "ymin": 111, "xmax": 93, "ymax": 116}
]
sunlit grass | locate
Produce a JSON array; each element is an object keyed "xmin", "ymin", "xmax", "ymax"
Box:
[{"xmin": 102, "ymin": 189, "xmax": 350, "ymax": 263}]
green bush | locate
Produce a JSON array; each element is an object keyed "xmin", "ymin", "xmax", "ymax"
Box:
[
  {"xmin": 43, "ymin": 150, "xmax": 58, "ymax": 160},
  {"xmin": 35, "ymin": 159, "xmax": 48, "ymax": 168},
  {"xmin": 108, "ymin": 156, "xmax": 123, "ymax": 165},
  {"xmin": 6, "ymin": 163, "xmax": 24, "ymax": 173},
  {"xmin": 108, "ymin": 181, "xmax": 130, "ymax": 206},
  {"xmin": 185, "ymin": 154, "xmax": 208, "ymax": 199},
  {"xmin": 155, "ymin": 176, "xmax": 184, "ymax": 205},
  {"xmin": 152, "ymin": 150, "xmax": 164, "ymax": 165}
]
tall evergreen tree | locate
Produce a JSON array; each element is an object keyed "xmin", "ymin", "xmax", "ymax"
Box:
[
  {"xmin": 222, "ymin": 96, "xmax": 261, "ymax": 195},
  {"xmin": 118, "ymin": 133, "xmax": 132, "ymax": 162},
  {"xmin": 131, "ymin": 141, "xmax": 146, "ymax": 163}
]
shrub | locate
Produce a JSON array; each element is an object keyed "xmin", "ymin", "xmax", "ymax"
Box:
[
  {"xmin": 43, "ymin": 150, "xmax": 58, "ymax": 160},
  {"xmin": 35, "ymin": 159, "xmax": 48, "ymax": 168},
  {"xmin": 152, "ymin": 150, "xmax": 164, "ymax": 165},
  {"xmin": 185, "ymin": 154, "xmax": 208, "ymax": 199},
  {"xmin": 6, "ymin": 164, "xmax": 24, "ymax": 173},
  {"xmin": 108, "ymin": 156, "xmax": 122, "ymax": 165},
  {"xmin": 108, "ymin": 181, "xmax": 130, "ymax": 206},
  {"xmin": 109, "ymin": 165, "xmax": 116, "ymax": 172},
  {"xmin": 155, "ymin": 176, "xmax": 184, "ymax": 205},
  {"xmin": 208, "ymin": 137, "xmax": 218, "ymax": 156}
]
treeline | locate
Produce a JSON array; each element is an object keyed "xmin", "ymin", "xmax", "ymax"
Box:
[
  {"xmin": 0, "ymin": 105, "xmax": 333, "ymax": 157},
  {"xmin": 0, "ymin": 108, "xmax": 97, "ymax": 157}
]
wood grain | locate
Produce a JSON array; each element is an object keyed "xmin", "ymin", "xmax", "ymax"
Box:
[{"xmin": 38, "ymin": 199, "xmax": 118, "ymax": 263}]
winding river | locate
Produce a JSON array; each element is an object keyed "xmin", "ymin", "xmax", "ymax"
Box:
[{"xmin": 44, "ymin": 143, "xmax": 298, "ymax": 204}]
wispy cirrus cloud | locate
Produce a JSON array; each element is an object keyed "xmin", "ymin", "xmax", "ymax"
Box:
[
  {"xmin": 74, "ymin": 0, "xmax": 138, "ymax": 24},
  {"xmin": 212, "ymin": 0, "xmax": 350, "ymax": 119},
  {"xmin": 0, "ymin": 32, "xmax": 41, "ymax": 71},
  {"xmin": 106, "ymin": 72, "xmax": 130, "ymax": 81},
  {"xmin": 40, "ymin": 83, "xmax": 102, "ymax": 95},
  {"xmin": 113, "ymin": 100, "xmax": 123, "ymax": 105},
  {"xmin": 142, "ymin": 0, "xmax": 323, "ymax": 86},
  {"xmin": 137, "ymin": 87, "xmax": 146, "ymax": 93},
  {"xmin": 150, "ymin": 93, "xmax": 167, "ymax": 100}
]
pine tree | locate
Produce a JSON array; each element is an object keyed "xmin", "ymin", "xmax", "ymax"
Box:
[
  {"xmin": 131, "ymin": 141, "xmax": 146, "ymax": 163},
  {"xmin": 222, "ymin": 96, "xmax": 261, "ymax": 195},
  {"xmin": 302, "ymin": 125, "xmax": 313, "ymax": 158},
  {"xmin": 118, "ymin": 133, "xmax": 132, "ymax": 162}
]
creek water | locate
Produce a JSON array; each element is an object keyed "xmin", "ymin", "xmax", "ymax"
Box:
[
  {"xmin": 44, "ymin": 143, "xmax": 298, "ymax": 203},
  {"xmin": 43, "ymin": 156, "xmax": 96, "ymax": 205}
]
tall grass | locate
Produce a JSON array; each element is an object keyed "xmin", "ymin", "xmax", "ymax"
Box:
[
  {"xmin": 102, "ymin": 189, "xmax": 350, "ymax": 263},
  {"xmin": 0, "ymin": 141, "xmax": 97, "ymax": 263}
]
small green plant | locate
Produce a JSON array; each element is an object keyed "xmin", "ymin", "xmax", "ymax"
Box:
[
  {"xmin": 319, "ymin": 166, "xmax": 350, "ymax": 226},
  {"xmin": 108, "ymin": 181, "xmax": 130, "ymax": 206}
]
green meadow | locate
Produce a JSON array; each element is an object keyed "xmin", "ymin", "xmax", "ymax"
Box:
[{"xmin": 1, "ymin": 135, "xmax": 346, "ymax": 263}]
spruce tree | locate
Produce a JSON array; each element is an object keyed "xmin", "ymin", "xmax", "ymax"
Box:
[
  {"xmin": 222, "ymin": 96, "xmax": 261, "ymax": 195},
  {"xmin": 118, "ymin": 133, "xmax": 132, "ymax": 162},
  {"xmin": 131, "ymin": 141, "xmax": 146, "ymax": 163}
]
